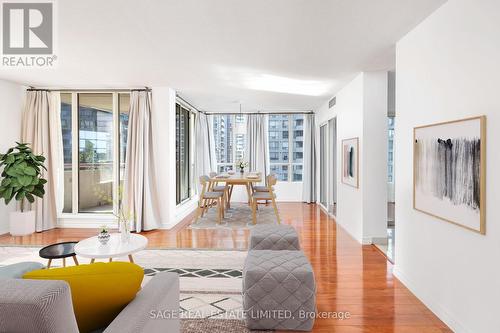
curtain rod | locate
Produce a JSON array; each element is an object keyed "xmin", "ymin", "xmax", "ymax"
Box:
[
  {"xmin": 176, "ymin": 94, "xmax": 199, "ymax": 111},
  {"xmin": 201, "ymin": 111, "xmax": 314, "ymax": 115},
  {"xmin": 27, "ymin": 87, "xmax": 151, "ymax": 92}
]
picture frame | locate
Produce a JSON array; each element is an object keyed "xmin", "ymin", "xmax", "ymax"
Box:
[
  {"xmin": 413, "ymin": 116, "xmax": 486, "ymax": 234},
  {"xmin": 341, "ymin": 137, "xmax": 359, "ymax": 188}
]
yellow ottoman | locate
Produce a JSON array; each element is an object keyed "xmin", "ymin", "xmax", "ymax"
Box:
[{"xmin": 24, "ymin": 262, "xmax": 143, "ymax": 333}]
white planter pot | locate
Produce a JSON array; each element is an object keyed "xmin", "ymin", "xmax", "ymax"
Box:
[{"xmin": 9, "ymin": 211, "xmax": 36, "ymax": 236}]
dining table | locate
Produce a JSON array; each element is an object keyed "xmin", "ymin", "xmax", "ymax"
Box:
[{"xmin": 209, "ymin": 172, "xmax": 262, "ymax": 209}]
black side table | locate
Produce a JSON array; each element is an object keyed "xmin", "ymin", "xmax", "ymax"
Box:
[{"xmin": 39, "ymin": 241, "xmax": 79, "ymax": 268}]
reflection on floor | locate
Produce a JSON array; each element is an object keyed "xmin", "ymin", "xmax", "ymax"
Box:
[
  {"xmin": 375, "ymin": 226, "xmax": 395, "ymax": 263},
  {"xmin": 328, "ymin": 202, "xmax": 336, "ymax": 216}
]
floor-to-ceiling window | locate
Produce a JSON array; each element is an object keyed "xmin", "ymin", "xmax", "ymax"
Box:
[
  {"xmin": 213, "ymin": 114, "xmax": 247, "ymax": 173},
  {"xmin": 268, "ymin": 114, "xmax": 304, "ymax": 182},
  {"xmin": 176, "ymin": 103, "xmax": 191, "ymax": 205},
  {"xmin": 61, "ymin": 92, "xmax": 129, "ymax": 216}
]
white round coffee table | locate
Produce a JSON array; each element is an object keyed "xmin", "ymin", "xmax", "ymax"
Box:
[{"xmin": 74, "ymin": 233, "xmax": 148, "ymax": 263}]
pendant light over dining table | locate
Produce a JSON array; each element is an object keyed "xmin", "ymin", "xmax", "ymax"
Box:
[{"xmin": 234, "ymin": 102, "xmax": 246, "ymax": 135}]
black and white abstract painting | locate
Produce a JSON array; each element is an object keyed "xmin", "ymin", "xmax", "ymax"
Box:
[
  {"xmin": 342, "ymin": 137, "xmax": 359, "ymax": 188},
  {"xmin": 414, "ymin": 116, "xmax": 485, "ymax": 234}
]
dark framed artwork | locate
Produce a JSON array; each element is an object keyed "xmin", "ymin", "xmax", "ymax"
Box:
[
  {"xmin": 413, "ymin": 116, "xmax": 486, "ymax": 234},
  {"xmin": 341, "ymin": 137, "xmax": 359, "ymax": 188}
]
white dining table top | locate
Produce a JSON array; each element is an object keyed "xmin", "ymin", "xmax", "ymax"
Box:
[
  {"xmin": 209, "ymin": 172, "xmax": 262, "ymax": 183},
  {"xmin": 74, "ymin": 233, "xmax": 148, "ymax": 258}
]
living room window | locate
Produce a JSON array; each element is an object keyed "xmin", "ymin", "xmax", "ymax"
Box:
[
  {"xmin": 213, "ymin": 114, "xmax": 247, "ymax": 173},
  {"xmin": 268, "ymin": 114, "xmax": 304, "ymax": 182},
  {"xmin": 176, "ymin": 103, "xmax": 191, "ymax": 205},
  {"xmin": 61, "ymin": 92, "xmax": 130, "ymax": 216}
]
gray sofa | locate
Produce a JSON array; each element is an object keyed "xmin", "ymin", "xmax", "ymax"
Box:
[{"xmin": 0, "ymin": 264, "xmax": 180, "ymax": 333}]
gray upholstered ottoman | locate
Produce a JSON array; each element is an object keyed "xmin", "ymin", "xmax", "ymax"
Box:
[
  {"xmin": 0, "ymin": 261, "xmax": 44, "ymax": 279},
  {"xmin": 249, "ymin": 224, "xmax": 300, "ymax": 250},
  {"xmin": 243, "ymin": 250, "xmax": 316, "ymax": 331}
]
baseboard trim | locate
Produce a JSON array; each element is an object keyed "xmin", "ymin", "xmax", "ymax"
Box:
[
  {"xmin": 393, "ymin": 265, "xmax": 470, "ymax": 333},
  {"xmin": 334, "ymin": 219, "xmax": 363, "ymax": 244}
]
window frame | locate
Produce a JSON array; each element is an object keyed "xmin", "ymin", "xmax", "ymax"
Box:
[
  {"xmin": 214, "ymin": 114, "xmax": 247, "ymax": 172},
  {"xmin": 175, "ymin": 103, "xmax": 193, "ymax": 206},
  {"xmin": 60, "ymin": 91, "xmax": 130, "ymax": 219},
  {"xmin": 269, "ymin": 114, "xmax": 304, "ymax": 183}
]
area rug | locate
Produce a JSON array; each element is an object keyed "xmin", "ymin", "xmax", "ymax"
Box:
[
  {"xmin": 189, "ymin": 203, "xmax": 278, "ymax": 230},
  {"xmin": 181, "ymin": 319, "xmax": 269, "ymax": 333},
  {"xmin": 0, "ymin": 247, "xmax": 247, "ymax": 319}
]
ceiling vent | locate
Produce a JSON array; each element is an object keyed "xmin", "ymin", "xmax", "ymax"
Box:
[{"xmin": 328, "ymin": 96, "xmax": 336, "ymax": 108}]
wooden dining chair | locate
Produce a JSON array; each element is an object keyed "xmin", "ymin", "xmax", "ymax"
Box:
[
  {"xmin": 209, "ymin": 172, "xmax": 229, "ymax": 206},
  {"xmin": 251, "ymin": 174, "xmax": 280, "ymax": 225},
  {"xmin": 194, "ymin": 176, "xmax": 225, "ymax": 224},
  {"xmin": 251, "ymin": 173, "xmax": 274, "ymax": 204}
]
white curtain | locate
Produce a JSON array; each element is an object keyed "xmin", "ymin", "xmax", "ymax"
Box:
[
  {"xmin": 302, "ymin": 114, "xmax": 317, "ymax": 203},
  {"xmin": 123, "ymin": 91, "xmax": 161, "ymax": 231},
  {"xmin": 193, "ymin": 112, "xmax": 216, "ymax": 193},
  {"xmin": 246, "ymin": 114, "xmax": 270, "ymax": 184},
  {"xmin": 21, "ymin": 91, "xmax": 64, "ymax": 231}
]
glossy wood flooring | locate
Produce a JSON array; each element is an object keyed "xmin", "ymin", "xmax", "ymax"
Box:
[{"xmin": 0, "ymin": 203, "xmax": 451, "ymax": 332}]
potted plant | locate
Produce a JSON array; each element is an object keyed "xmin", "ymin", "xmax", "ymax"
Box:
[
  {"xmin": 0, "ymin": 142, "xmax": 47, "ymax": 236},
  {"xmin": 97, "ymin": 225, "xmax": 110, "ymax": 245},
  {"xmin": 237, "ymin": 160, "xmax": 248, "ymax": 173}
]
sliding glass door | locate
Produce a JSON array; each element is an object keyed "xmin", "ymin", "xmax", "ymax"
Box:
[
  {"xmin": 328, "ymin": 118, "xmax": 337, "ymax": 216},
  {"xmin": 78, "ymin": 94, "xmax": 114, "ymax": 213},
  {"xmin": 319, "ymin": 124, "xmax": 327, "ymax": 207},
  {"xmin": 176, "ymin": 104, "xmax": 191, "ymax": 205},
  {"xmin": 61, "ymin": 92, "xmax": 130, "ymax": 216}
]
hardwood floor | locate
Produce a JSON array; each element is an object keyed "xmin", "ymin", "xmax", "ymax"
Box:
[{"xmin": 0, "ymin": 203, "xmax": 451, "ymax": 332}]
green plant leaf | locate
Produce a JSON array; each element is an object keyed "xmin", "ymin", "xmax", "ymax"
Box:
[
  {"xmin": 25, "ymin": 193, "xmax": 35, "ymax": 203},
  {"xmin": 39, "ymin": 179, "xmax": 47, "ymax": 185},
  {"xmin": 3, "ymin": 187, "xmax": 13, "ymax": 201},
  {"xmin": 5, "ymin": 155, "xmax": 15, "ymax": 164},
  {"xmin": 6, "ymin": 168, "xmax": 19, "ymax": 177},
  {"xmin": 19, "ymin": 175, "xmax": 32, "ymax": 186},
  {"xmin": 15, "ymin": 191, "xmax": 26, "ymax": 201},
  {"xmin": 1, "ymin": 178, "xmax": 11, "ymax": 187},
  {"xmin": 23, "ymin": 166, "xmax": 36, "ymax": 176},
  {"xmin": 32, "ymin": 189, "xmax": 44, "ymax": 198},
  {"xmin": 34, "ymin": 185, "xmax": 45, "ymax": 195},
  {"xmin": 30, "ymin": 178, "xmax": 39, "ymax": 185}
]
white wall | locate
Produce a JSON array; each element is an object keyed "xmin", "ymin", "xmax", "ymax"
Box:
[
  {"xmin": 362, "ymin": 72, "xmax": 389, "ymax": 241},
  {"xmin": 394, "ymin": 1, "xmax": 500, "ymax": 332},
  {"xmin": 152, "ymin": 87, "xmax": 202, "ymax": 227},
  {"xmin": 0, "ymin": 80, "xmax": 25, "ymax": 234},
  {"xmin": 315, "ymin": 72, "xmax": 388, "ymax": 244},
  {"xmin": 151, "ymin": 87, "xmax": 179, "ymax": 228}
]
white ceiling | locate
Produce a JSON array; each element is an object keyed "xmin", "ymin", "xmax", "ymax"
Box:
[{"xmin": 0, "ymin": 0, "xmax": 445, "ymax": 112}]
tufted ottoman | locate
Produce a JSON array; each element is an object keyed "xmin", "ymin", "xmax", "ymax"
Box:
[
  {"xmin": 243, "ymin": 250, "xmax": 316, "ymax": 331},
  {"xmin": 249, "ymin": 224, "xmax": 300, "ymax": 250}
]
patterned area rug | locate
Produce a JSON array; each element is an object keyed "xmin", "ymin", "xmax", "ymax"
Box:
[
  {"xmin": 189, "ymin": 203, "xmax": 278, "ymax": 230},
  {"xmin": 0, "ymin": 247, "xmax": 247, "ymax": 319},
  {"xmin": 181, "ymin": 319, "xmax": 269, "ymax": 333}
]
